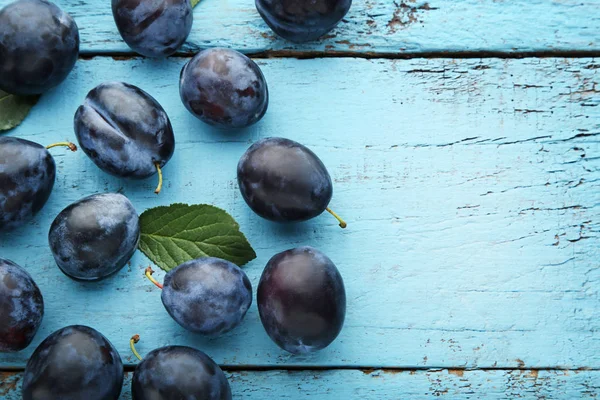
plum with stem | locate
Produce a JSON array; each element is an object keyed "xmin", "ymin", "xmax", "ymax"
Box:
[
  {"xmin": 0, "ymin": 137, "xmax": 77, "ymax": 231},
  {"xmin": 237, "ymin": 137, "xmax": 346, "ymax": 227},
  {"xmin": 130, "ymin": 334, "xmax": 232, "ymax": 400},
  {"xmin": 74, "ymin": 82, "xmax": 175, "ymax": 194},
  {"xmin": 145, "ymin": 257, "xmax": 252, "ymax": 335}
]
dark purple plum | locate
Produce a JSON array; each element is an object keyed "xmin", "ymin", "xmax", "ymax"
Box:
[
  {"xmin": 256, "ymin": 0, "xmax": 352, "ymax": 43},
  {"xmin": 48, "ymin": 193, "xmax": 140, "ymax": 281},
  {"xmin": 0, "ymin": 0, "xmax": 79, "ymax": 95},
  {"xmin": 161, "ymin": 257, "xmax": 252, "ymax": 335},
  {"xmin": 22, "ymin": 325, "xmax": 123, "ymax": 400},
  {"xmin": 132, "ymin": 345, "xmax": 232, "ymax": 400},
  {"xmin": 0, "ymin": 137, "xmax": 77, "ymax": 231},
  {"xmin": 258, "ymin": 246, "xmax": 346, "ymax": 354},
  {"xmin": 237, "ymin": 137, "xmax": 346, "ymax": 226},
  {"xmin": 0, "ymin": 137, "xmax": 54, "ymax": 231},
  {"xmin": 0, "ymin": 259, "xmax": 43, "ymax": 352},
  {"xmin": 112, "ymin": 0, "xmax": 192, "ymax": 58},
  {"xmin": 179, "ymin": 48, "xmax": 269, "ymax": 129},
  {"xmin": 74, "ymin": 82, "xmax": 175, "ymax": 193}
]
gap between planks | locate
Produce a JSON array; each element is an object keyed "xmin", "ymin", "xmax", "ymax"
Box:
[
  {"xmin": 78, "ymin": 49, "xmax": 600, "ymax": 61},
  {"xmin": 2, "ymin": 365, "xmax": 599, "ymax": 373}
]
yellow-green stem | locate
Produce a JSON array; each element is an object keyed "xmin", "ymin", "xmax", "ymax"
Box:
[
  {"xmin": 130, "ymin": 334, "xmax": 142, "ymax": 361},
  {"xmin": 326, "ymin": 207, "xmax": 347, "ymax": 229},
  {"xmin": 154, "ymin": 162, "xmax": 163, "ymax": 194},
  {"xmin": 46, "ymin": 142, "xmax": 77, "ymax": 151},
  {"xmin": 145, "ymin": 266, "xmax": 163, "ymax": 289}
]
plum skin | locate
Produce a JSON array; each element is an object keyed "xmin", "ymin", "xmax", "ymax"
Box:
[
  {"xmin": 161, "ymin": 257, "xmax": 253, "ymax": 335},
  {"xmin": 74, "ymin": 82, "xmax": 175, "ymax": 180},
  {"xmin": 22, "ymin": 325, "xmax": 123, "ymax": 400},
  {"xmin": 0, "ymin": 137, "xmax": 56, "ymax": 231},
  {"xmin": 132, "ymin": 346, "xmax": 232, "ymax": 400},
  {"xmin": 0, "ymin": 0, "xmax": 79, "ymax": 95},
  {"xmin": 179, "ymin": 48, "xmax": 269, "ymax": 129},
  {"xmin": 112, "ymin": 0, "xmax": 192, "ymax": 58},
  {"xmin": 255, "ymin": 0, "xmax": 352, "ymax": 43},
  {"xmin": 258, "ymin": 246, "xmax": 346, "ymax": 354},
  {"xmin": 237, "ymin": 137, "xmax": 333, "ymax": 223},
  {"xmin": 48, "ymin": 193, "xmax": 140, "ymax": 281},
  {"xmin": 0, "ymin": 259, "xmax": 44, "ymax": 352}
]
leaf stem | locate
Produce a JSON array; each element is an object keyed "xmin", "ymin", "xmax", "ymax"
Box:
[
  {"xmin": 326, "ymin": 207, "xmax": 347, "ymax": 229},
  {"xmin": 130, "ymin": 334, "xmax": 142, "ymax": 361},
  {"xmin": 46, "ymin": 142, "xmax": 77, "ymax": 151},
  {"xmin": 145, "ymin": 266, "xmax": 163, "ymax": 289},
  {"xmin": 154, "ymin": 162, "xmax": 163, "ymax": 195}
]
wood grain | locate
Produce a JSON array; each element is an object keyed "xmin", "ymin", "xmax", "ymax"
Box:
[
  {"xmin": 1, "ymin": 369, "xmax": 600, "ymax": 399},
  {"xmin": 0, "ymin": 57, "xmax": 597, "ymax": 370},
  {"xmin": 0, "ymin": 0, "xmax": 598, "ymax": 55}
]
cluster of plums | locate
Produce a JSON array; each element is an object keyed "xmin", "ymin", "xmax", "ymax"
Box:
[
  {"xmin": 3, "ymin": 246, "xmax": 346, "ymax": 399},
  {"xmin": 0, "ymin": 0, "xmax": 352, "ymax": 398},
  {"xmin": 0, "ymin": 0, "xmax": 352, "ymax": 99},
  {"xmin": 10, "ymin": 247, "xmax": 345, "ymax": 399}
]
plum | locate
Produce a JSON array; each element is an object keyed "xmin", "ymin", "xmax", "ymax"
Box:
[
  {"xmin": 48, "ymin": 193, "xmax": 140, "ymax": 281},
  {"xmin": 179, "ymin": 48, "xmax": 269, "ymax": 128},
  {"xmin": 0, "ymin": 0, "xmax": 79, "ymax": 95},
  {"xmin": 0, "ymin": 259, "xmax": 43, "ymax": 352},
  {"xmin": 237, "ymin": 137, "xmax": 346, "ymax": 226},
  {"xmin": 112, "ymin": 0, "xmax": 193, "ymax": 57},
  {"xmin": 74, "ymin": 82, "xmax": 175, "ymax": 193},
  {"xmin": 0, "ymin": 137, "xmax": 76, "ymax": 231},
  {"xmin": 255, "ymin": 0, "xmax": 352, "ymax": 43},
  {"xmin": 132, "ymin": 344, "xmax": 232, "ymax": 400},
  {"xmin": 22, "ymin": 325, "xmax": 123, "ymax": 400},
  {"xmin": 160, "ymin": 258, "xmax": 252, "ymax": 335},
  {"xmin": 258, "ymin": 246, "xmax": 346, "ymax": 354}
]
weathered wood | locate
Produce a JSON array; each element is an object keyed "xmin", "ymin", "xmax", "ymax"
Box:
[
  {"xmin": 0, "ymin": 0, "xmax": 598, "ymax": 55},
  {"xmin": 1, "ymin": 369, "xmax": 600, "ymax": 399},
  {"xmin": 0, "ymin": 57, "xmax": 598, "ymax": 369}
]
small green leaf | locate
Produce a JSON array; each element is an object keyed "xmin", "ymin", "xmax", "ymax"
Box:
[
  {"xmin": 138, "ymin": 203, "xmax": 256, "ymax": 272},
  {"xmin": 191, "ymin": 0, "xmax": 201, "ymax": 8},
  {"xmin": 0, "ymin": 90, "xmax": 40, "ymax": 132}
]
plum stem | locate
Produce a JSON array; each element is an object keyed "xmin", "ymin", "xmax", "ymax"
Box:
[
  {"xmin": 145, "ymin": 266, "xmax": 163, "ymax": 289},
  {"xmin": 326, "ymin": 207, "xmax": 347, "ymax": 229},
  {"xmin": 130, "ymin": 334, "xmax": 142, "ymax": 361},
  {"xmin": 46, "ymin": 142, "xmax": 77, "ymax": 152},
  {"xmin": 154, "ymin": 162, "xmax": 163, "ymax": 195}
]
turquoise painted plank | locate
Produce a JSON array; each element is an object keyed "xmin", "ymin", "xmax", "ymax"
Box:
[
  {"xmin": 0, "ymin": 57, "xmax": 598, "ymax": 369},
  {"xmin": 1, "ymin": 369, "xmax": 600, "ymax": 399},
  {"xmin": 0, "ymin": 0, "xmax": 599, "ymax": 54}
]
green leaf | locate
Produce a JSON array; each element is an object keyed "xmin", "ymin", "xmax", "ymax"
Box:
[
  {"xmin": 138, "ymin": 203, "xmax": 256, "ymax": 272},
  {"xmin": 191, "ymin": 0, "xmax": 201, "ymax": 8},
  {"xmin": 0, "ymin": 90, "xmax": 40, "ymax": 132}
]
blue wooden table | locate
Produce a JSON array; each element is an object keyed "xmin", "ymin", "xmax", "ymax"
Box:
[{"xmin": 1, "ymin": 0, "xmax": 599, "ymax": 398}]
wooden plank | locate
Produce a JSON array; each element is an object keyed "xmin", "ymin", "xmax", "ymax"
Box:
[
  {"xmin": 1, "ymin": 369, "xmax": 600, "ymax": 399},
  {"xmin": 0, "ymin": 57, "xmax": 598, "ymax": 369},
  {"xmin": 0, "ymin": 0, "xmax": 598, "ymax": 55}
]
